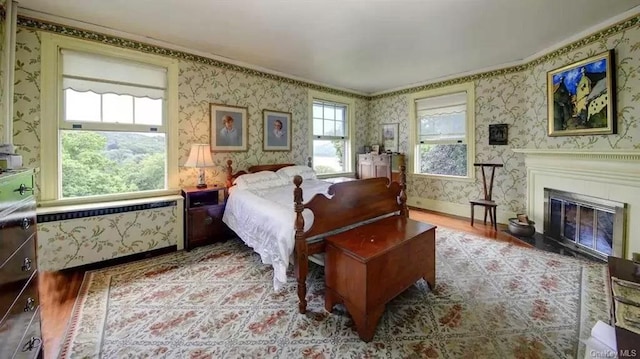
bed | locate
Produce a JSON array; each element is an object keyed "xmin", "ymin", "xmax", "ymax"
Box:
[{"xmin": 223, "ymin": 159, "xmax": 407, "ymax": 313}]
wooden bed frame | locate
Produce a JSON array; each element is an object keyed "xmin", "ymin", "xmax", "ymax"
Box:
[{"xmin": 226, "ymin": 158, "xmax": 408, "ymax": 313}]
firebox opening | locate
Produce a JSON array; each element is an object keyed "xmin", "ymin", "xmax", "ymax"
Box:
[{"xmin": 544, "ymin": 188, "xmax": 626, "ymax": 261}]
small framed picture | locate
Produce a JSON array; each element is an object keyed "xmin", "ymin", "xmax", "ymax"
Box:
[
  {"xmin": 210, "ymin": 103, "xmax": 248, "ymax": 152},
  {"xmin": 381, "ymin": 123, "xmax": 399, "ymax": 153},
  {"xmin": 371, "ymin": 144, "xmax": 380, "ymax": 154},
  {"xmin": 489, "ymin": 124, "xmax": 508, "ymax": 145},
  {"xmin": 263, "ymin": 109, "xmax": 292, "ymax": 151}
]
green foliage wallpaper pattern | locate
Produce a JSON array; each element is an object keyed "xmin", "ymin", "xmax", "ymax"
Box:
[{"xmin": 368, "ymin": 24, "xmax": 640, "ymax": 216}]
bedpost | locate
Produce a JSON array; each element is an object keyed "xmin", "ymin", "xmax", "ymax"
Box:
[
  {"xmin": 226, "ymin": 160, "xmax": 233, "ymax": 188},
  {"xmin": 293, "ymin": 175, "xmax": 308, "ymax": 314},
  {"xmin": 307, "ymin": 156, "xmax": 312, "ymax": 168},
  {"xmin": 399, "ymin": 155, "xmax": 408, "ymax": 217}
]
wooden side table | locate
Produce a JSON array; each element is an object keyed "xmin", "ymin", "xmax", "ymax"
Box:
[{"xmin": 182, "ymin": 186, "xmax": 233, "ymax": 251}]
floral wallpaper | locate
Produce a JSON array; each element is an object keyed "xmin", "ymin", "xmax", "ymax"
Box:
[
  {"xmin": 369, "ymin": 16, "xmax": 640, "ymax": 216},
  {"xmin": 9, "ymin": 14, "xmax": 640, "ymax": 269},
  {"xmin": 176, "ymin": 63, "xmax": 369, "ymax": 187},
  {"xmin": 37, "ymin": 205, "xmax": 178, "ymax": 271},
  {"xmin": 12, "ymin": 28, "xmax": 369, "ymax": 192},
  {"xmin": 12, "ymin": 26, "xmax": 368, "ymax": 267}
]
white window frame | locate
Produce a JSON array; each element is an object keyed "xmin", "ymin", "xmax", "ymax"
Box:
[
  {"xmin": 40, "ymin": 33, "xmax": 179, "ymax": 206},
  {"xmin": 408, "ymin": 82, "xmax": 475, "ymax": 181},
  {"xmin": 308, "ymin": 90, "xmax": 355, "ymax": 178}
]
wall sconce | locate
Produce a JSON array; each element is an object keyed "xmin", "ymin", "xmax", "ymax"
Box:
[{"xmin": 184, "ymin": 144, "xmax": 215, "ymax": 188}]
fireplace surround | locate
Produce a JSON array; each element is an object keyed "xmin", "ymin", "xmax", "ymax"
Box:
[{"xmin": 513, "ymin": 149, "xmax": 640, "ymax": 260}]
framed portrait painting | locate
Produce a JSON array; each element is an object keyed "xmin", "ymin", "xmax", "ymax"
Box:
[
  {"xmin": 381, "ymin": 123, "xmax": 399, "ymax": 153},
  {"xmin": 210, "ymin": 103, "xmax": 248, "ymax": 152},
  {"xmin": 263, "ymin": 109, "xmax": 292, "ymax": 151},
  {"xmin": 547, "ymin": 50, "xmax": 616, "ymax": 136}
]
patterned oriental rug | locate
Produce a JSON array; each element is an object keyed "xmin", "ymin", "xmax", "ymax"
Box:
[{"xmin": 58, "ymin": 227, "xmax": 609, "ymax": 358}]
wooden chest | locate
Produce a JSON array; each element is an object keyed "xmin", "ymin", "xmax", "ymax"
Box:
[{"xmin": 324, "ymin": 215, "xmax": 436, "ymax": 342}]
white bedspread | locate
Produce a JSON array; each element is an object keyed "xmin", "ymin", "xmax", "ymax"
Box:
[{"xmin": 222, "ymin": 179, "xmax": 332, "ymax": 291}]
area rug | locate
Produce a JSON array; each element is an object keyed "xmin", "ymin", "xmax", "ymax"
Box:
[{"xmin": 58, "ymin": 227, "xmax": 609, "ymax": 358}]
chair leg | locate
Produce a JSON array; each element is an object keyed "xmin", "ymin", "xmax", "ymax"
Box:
[
  {"xmin": 483, "ymin": 207, "xmax": 488, "ymax": 225},
  {"xmin": 470, "ymin": 204, "xmax": 474, "ymax": 226},
  {"xmin": 493, "ymin": 207, "xmax": 498, "ymax": 231}
]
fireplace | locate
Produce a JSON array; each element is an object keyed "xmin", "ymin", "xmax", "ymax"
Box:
[
  {"xmin": 513, "ymin": 149, "xmax": 640, "ymax": 260},
  {"xmin": 544, "ymin": 189, "xmax": 626, "ymax": 260}
]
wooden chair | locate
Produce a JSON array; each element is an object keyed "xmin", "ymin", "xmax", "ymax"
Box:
[{"xmin": 470, "ymin": 163, "xmax": 503, "ymax": 230}]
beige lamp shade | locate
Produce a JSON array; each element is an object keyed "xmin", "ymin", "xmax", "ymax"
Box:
[
  {"xmin": 184, "ymin": 144, "xmax": 214, "ymax": 168},
  {"xmin": 184, "ymin": 144, "xmax": 214, "ymax": 188}
]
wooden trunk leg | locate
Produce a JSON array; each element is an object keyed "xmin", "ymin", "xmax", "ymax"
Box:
[
  {"xmin": 423, "ymin": 273, "xmax": 436, "ymax": 290},
  {"xmin": 345, "ymin": 304, "xmax": 385, "ymax": 342},
  {"xmin": 325, "ymin": 287, "xmax": 337, "ymax": 313}
]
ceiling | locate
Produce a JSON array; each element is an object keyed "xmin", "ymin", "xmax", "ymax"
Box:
[{"xmin": 16, "ymin": 0, "xmax": 640, "ymax": 94}]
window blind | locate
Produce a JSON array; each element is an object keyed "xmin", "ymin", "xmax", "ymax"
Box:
[{"xmin": 61, "ymin": 49, "xmax": 167, "ymax": 99}]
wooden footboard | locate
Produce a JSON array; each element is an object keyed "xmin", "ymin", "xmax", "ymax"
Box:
[
  {"xmin": 224, "ymin": 157, "xmax": 408, "ymax": 314},
  {"xmin": 293, "ymin": 159, "xmax": 407, "ymax": 313}
]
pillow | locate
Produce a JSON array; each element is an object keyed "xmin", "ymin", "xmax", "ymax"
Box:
[
  {"xmin": 276, "ymin": 165, "xmax": 317, "ymax": 181},
  {"xmin": 233, "ymin": 171, "xmax": 289, "ymax": 190}
]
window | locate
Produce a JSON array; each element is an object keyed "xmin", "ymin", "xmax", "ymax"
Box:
[
  {"xmin": 309, "ymin": 91, "xmax": 354, "ymax": 176},
  {"xmin": 41, "ymin": 34, "xmax": 178, "ymax": 204},
  {"xmin": 409, "ymin": 83, "xmax": 475, "ymax": 179}
]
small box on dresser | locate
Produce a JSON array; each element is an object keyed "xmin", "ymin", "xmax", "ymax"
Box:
[
  {"xmin": 182, "ymin": 186, "xmax": 234, "ymax": 251},
  {"xmin": 0, "ymin": 169, "xmax": 42, "ymax": 358}
]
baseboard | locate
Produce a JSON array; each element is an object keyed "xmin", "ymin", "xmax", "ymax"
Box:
[
  {"xmin": 408, "ymin": 196, "xmax": 511, "ymax": 224},
  {"xmin": 59, "ymin": 245, "xmax": 177, "ymax": 273}
]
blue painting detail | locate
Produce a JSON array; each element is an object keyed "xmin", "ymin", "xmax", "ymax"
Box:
[
  {"xmin": 549, "ymin": 51, "xmax": 613, "ymax": 134},
  {"xmin": 552, "ymin": 59, "xmax": 607, "ymax": 95}
]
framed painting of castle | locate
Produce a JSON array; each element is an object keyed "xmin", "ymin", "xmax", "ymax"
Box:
[{"xmin": 547, "ymin": 50, "xmax": 616, "ymax": 136}]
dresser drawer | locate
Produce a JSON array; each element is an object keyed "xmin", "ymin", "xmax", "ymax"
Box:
[
  {"xmin": 0, "ymin": 305, "xmax": 41, "ymax": 359},
  {"xmin": 9, "ymin": 306, "xmax": 42, "ymax": 359},
  {"xmin": 0, "ymin": 202, "xmax": 36, "ymax": 265},
  {"xmin": 0, "ymin": 172, "xmax": 33, "ymax": 213},
  {"xmin": 0, "ymin": 235, "xmax": 36, "ymax": 286},
  {"xmin": 0, "ymin": 271, "xmax": 38, "ymax": 329}
]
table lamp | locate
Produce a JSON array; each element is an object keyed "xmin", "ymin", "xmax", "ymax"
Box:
[{"xmin": 184, "ymin": 144, "xmax": 215, "ymax": 188}]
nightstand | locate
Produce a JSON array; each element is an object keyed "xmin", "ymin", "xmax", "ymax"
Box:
[{"xmin": 182, "ymin": 186, "xmax": 234, "ymax": 251}]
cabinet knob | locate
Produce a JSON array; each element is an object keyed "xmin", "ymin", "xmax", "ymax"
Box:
[
  {"xmin": 21, "ymin": 218, "xmax": 30, "ymax": 230},
  {"xmin": 21, "ymin": 337, "xmax": 41, "ymax": 352},
  {"xmin": 203, "ymin": 216, "xmax": 213, "ymax": 225},
  {"xmin": 24, "ymin": 297, "xmax": 35, "ymax": 312},
  {"xmin": 21, "ymin": 257, "xmax": 32, "ymax": 272},
  {"xmin": 15, "ymin": 183, "xmax": 33, "ymax": 196}
]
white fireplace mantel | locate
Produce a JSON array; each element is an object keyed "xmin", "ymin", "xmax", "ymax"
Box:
[{"xmin": 512, "ymin": 149, "xmax": 640, "ymax": 259}]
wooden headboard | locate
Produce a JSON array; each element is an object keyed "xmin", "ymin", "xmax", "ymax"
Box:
[{"xmin": 225, "ymin": 160, "xmax": 298, "ymax": 187}]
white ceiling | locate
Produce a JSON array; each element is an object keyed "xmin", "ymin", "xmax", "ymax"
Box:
[{"xmin": 17, "ymin": 0, "xmax": 640, "ymax": 94}]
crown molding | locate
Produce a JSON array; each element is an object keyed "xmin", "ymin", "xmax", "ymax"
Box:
[
  {"xmin": 371, "ymin": 9, "xmax": 640, "ymax": 100},
  {"xmin": 14, "ymin": 6, "xmax": 640, "ymax": 101},
  {"xmin": 16, "ymin": 9, "xmax": 369, "ymax": 100}
]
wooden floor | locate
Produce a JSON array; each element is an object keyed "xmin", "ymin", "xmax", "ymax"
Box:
[{"xmin": 38, "ymin": 209, "xmax": 527, "ymax": 358}]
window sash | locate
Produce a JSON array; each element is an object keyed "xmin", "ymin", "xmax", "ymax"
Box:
[
  {"xmin": 61, "ymin": 89, "xmax": 166, "ymax": 132},
  {"xmin": 312, "ymin": 100, "xmax": 348, "ymax": 138}
]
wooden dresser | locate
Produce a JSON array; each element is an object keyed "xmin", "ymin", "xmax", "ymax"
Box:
[
  {"xmin": 357, "ymin": 153, "xmax": 405, "ymax": 183},
  {"xmin": 0, "ymin": 169, "xmax": 42, "ymax": 358}
]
